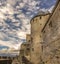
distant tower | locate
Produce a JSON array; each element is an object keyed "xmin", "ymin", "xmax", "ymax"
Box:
[
  {"xmin": 30, "ymin": 13, "xmax": 50, "ymax": 64},
  {"xmin": 26, "ymin": 34, "xmax": 31, "ymax": 44},
  {"xmin": 26, "ymin": 34, "xmax": 31, "ymax": 61}
]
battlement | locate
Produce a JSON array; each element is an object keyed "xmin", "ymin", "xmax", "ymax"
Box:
[{"xmin": 30, "ymin": 13, "xmax": 50, "ymax": 33}]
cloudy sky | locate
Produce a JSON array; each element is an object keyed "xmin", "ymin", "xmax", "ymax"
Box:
[{"xmin": 0, "ymin": 0, "xmax": 57, "ymax": 51}]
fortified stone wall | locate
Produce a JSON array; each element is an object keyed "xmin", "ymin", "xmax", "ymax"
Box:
[
  {"xmin": 19, "ymin": 34, "xmax": 31, "ymax": 64},
  {"xmin": 30, "ymin": 14, "xmax": 50, "ymax": 64},
  {"xmin": 42, "ymin": 1, "xmax": 60, "ymax": 64},
  {"xmin": 19, "ymin": 0, "xmax": 60, "ymax": 64},
  {"xmin": 26, "ymin": 34, "xmax": 31, "ymax": 61}
]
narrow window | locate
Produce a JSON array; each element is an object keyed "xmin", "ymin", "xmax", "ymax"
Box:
[
  {"xmin": 49, "ymin": 21, "xmax": 52, "ymax": 27},
  {"xmin": 31, "ymin": 37, "xmax": 33, "ymax": 42},
  {"xmin": 56, "ymin": 56, "xmax": 59, "ymax": 59},
  {"xmin": 40, "ymin": 16, "xmax": 42, "ymax": 19},
  {"xmin": 36, "ymin": 18, "xmax": 37, "ymax": 21},
  {"xmin": 33, "ymin": 19, "xmax": 34, "ymax": 22},
  {"xmin": 43, "ymin": 30, "xmax": 45, "ymax": 33},
  {"xmin": 32, "ymin": 48, "xmax": 34, "ymax": 51},
  {"xmin": 29, "ymin": 40, "xmax": 30, "ymax": 42},
  {"xmin": 40, "ymin": 35, "xmax": 41, "ymax": 37},
  {"xmin": 40, "ymin": 24, "xmax": 42, "ymax": 25},
  {"xmin": 41, "ymin": 45, "xmax": 43, "ymax": 52},
  {"xmin": 27, "ymin": 48, "xmax": 30, "ymax": 51}
]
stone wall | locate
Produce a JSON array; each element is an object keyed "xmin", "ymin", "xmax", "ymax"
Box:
[
  {"xmin": 26, "ymin": 34, "xmax": 31, "ymax": 43},
  {"xmin": 19, "ymin": 34, "xmax": 31, "ymax": 64},
  {"xmin": 30, "ymin": 14, "xmax": 50, "ymax": 64},
  {"xmin": 42, "ymin": 1, "xmax": 60, "ymax": 64},
  {"xmin": 19, "ymin": 1, "xmax": 60, "ymax": 64}
]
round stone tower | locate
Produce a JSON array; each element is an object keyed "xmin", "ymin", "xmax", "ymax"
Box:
[{"xmin": 30, "ymin": 13, "xmax": 50, "ymax": 64}]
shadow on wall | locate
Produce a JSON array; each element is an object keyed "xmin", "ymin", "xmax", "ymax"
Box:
[{"xmin": 22, "ymin": 56, "xmax": 32, "ymax": 64}]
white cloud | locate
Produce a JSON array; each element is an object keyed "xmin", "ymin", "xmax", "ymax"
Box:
[
  {"xmin": 19, "ymin": 3, "xmax": 25, "ymax": 8},
  {"xmin": 7, "ymin": 0, "xmax": 19, "ymax": 6},
  {"xmin": 0, "ymin": 40, "xmax": 14, "ymax": 48},
  {"xmin": 36, "ymin": 7, "xmax": 40, "ymax": 9},
  {"xmin": 0, "ymin": 5, "xmax": 14, "ymax": 15},
  {"xmin": 26, "ymin": 12, "xmax": 31, "ymax": 14},
  {"xmin": 0, "ymin": 0, "xmax": 56, "ymax": 53},
  {"xmin": 17, "ymin": 13, "xmax": 26, "ymax": 18},
  {"xmin": 0, "ymin": 12, "xmax": 5, "ymax": 19},
  {"xmin": 48, "ymin": 5, "xmax": 54, "ymax": 13},
  {"xmin": 0, "ymin": 40, "xmax": 22, "ymax": 50},
  {"xmin": 29, "ymin": 1, "xmax": 37, "ymax": 6},
  {"xmin": 17, "ymin": 31, "xmax": 26, "ymax": 39},
  {"xmin": 14, "ymin": 43, "xmax": 22, "ymax": 50}
]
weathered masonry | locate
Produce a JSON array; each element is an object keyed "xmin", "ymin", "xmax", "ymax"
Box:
[
  {"xmin": 30, "ymin": 0, "xmax": 60, "ymax": 64},
  {"xmin": 19, "ymin": 0, "xmax": 60, "ymax": 64},
  {"xmin": 42, "ymin": 0, "xmax": 60, "ymax": 64},
  {"xmin": 0, "ymin": 56, "xmax": 16, "ymax": 64},
  {"xmin": 30, "ymin": 13, "xmax": 50, "ymax": 64},
  {"xmin": 19, "ymin": 34, "xmax": 31, "ymax": 64}
]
